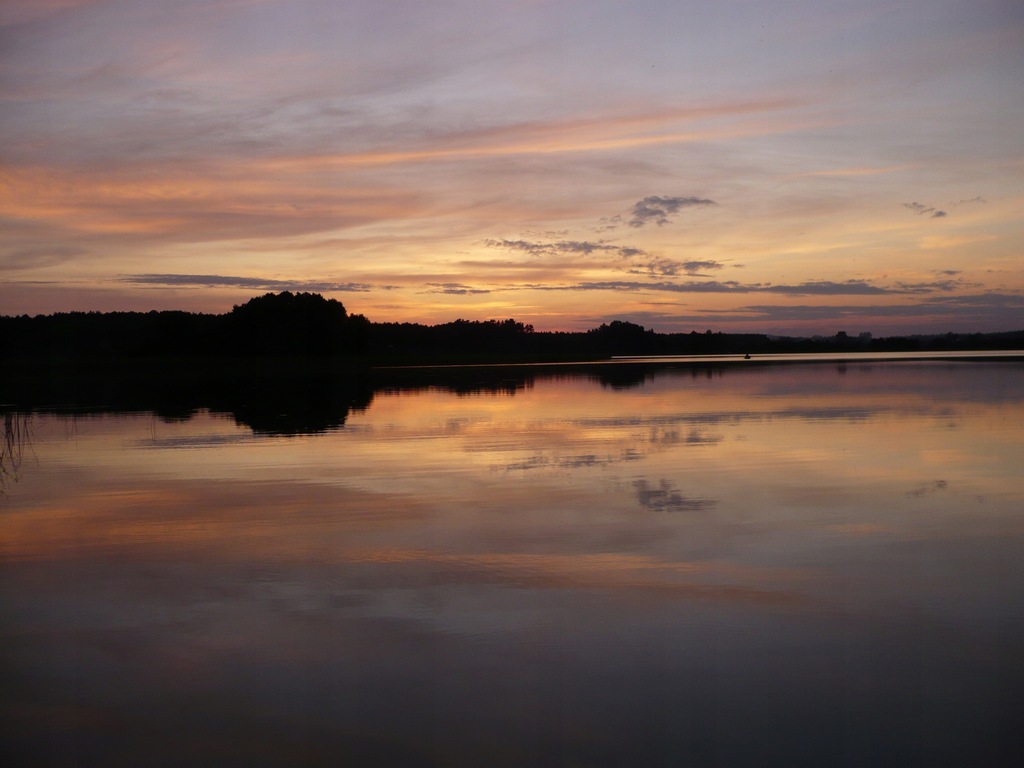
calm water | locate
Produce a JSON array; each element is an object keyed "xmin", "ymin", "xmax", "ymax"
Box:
[{"xmin": 2, "ymin": 361, "xmax": 1023, "ymax": 766}]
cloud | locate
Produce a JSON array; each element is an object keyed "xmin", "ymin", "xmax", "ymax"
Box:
[
  {"xmin": 484, "ymin": 238, "xmax": 645, "ymax": 258},
  {"xmin": 424, "ymin": 282, "xmax": 492, "ymax": 295},
  {"xmin": 483, "ymin": 239, "xmax": 549, "ymax": 256},
  {"xmin": 267, "ymin": 100, "xmax": 807, "ymax": 172},
  {"xmin": 681, "ymin": 260, "xmax": 726, "ymax": 274},
  {"xmin": 759, "ymin": 279, "xmax": 956, "ymax": 296},
  {"xmin": 922, "ymin": 291, "xmax": 1024, "ymax": 308},
  {"xmin": 516, "ymin": 278, "xmax": 956, "ymax": 296},
  {"xmin": 547, "ymin": 240, "xmax": 624, "ymax": 256},
  {"xmin": 628, "ymin": 258, "xmax": 726, "ymax": 277},
  {"xmin": 701, "ymin": 304, "xmax": 950, "ymax": 321},
  {"xmin": 0, "ymin": 165, "xmax": 423, "ymax": 245},
  {"xmin": 634, "ymin": 291, "xmax": 1024, "ymax": 327},
  {"xmin": 123, "ymin": 274, "xmax": 376, "ymax": 292},
  {"xmin": 953, "ymin": 196, "xmax": 987, "ymax": 207},
  {"xmin": 903, "ymin": 201, "xmax": 947, "ymax": 219},
  {"xmin": 143, "ymin": 274, "xmax": 966, "ymax": 306},
  {"xmin": 799, "ymin": 165, "xmax": 908, "ymax": 177},
  {"xmin": 0, "ymin": 1, "xmax": 76, "ymax": 26},
  {"xmin": 628, "ymin": 196, "xmax": 716, "ymax": 227},
  {"xmin": 517, "ymin": 280, "xmax": 740, "ymax": 294},
  {"xmin": 617, "ymin": 246, "xmax": 646, "ymax": 258},
  {"xmin": 0, "ymin": 245, "xmax": 88, "ymax": 270},
  {"xmin": 894, "ymin": 279, "xmax": 971, "ymax": 294}
]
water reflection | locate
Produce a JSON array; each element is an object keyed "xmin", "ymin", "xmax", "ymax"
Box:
[
  {"xmin": 2, "ymin": 362, "xmax": 1023, "ymax": 766},
  {"xmin": 632, "ymin": 478, "xmax": 715, "ymax": 512},
  {"xmin": 0, "ymin": 412, "xmax": 31, "ymax": 493}
]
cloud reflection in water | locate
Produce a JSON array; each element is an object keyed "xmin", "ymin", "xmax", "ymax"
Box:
[{"xmin": 2, "ymin": 361, "xmax": 1023, "ymax": 766}]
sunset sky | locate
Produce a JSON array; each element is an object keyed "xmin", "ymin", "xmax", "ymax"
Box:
[{"xmin": 2, "ymin": 0, "xmax": 1022, "ymax": 334}]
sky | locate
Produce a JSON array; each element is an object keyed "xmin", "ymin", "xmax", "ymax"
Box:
[{"xmin": 1, "ymin": 0, "xmax": 1022, "ymax": 335}]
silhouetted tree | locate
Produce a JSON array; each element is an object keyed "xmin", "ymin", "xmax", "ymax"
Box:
[
  {"xmin": 587, "ymin": 320, "xmax": 657, "ymax": 355},
  {"xmin": 225, "ymin": 291, "xmax": 358, "ymax": 356}
]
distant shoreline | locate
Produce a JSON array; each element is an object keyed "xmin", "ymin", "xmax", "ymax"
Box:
[
  {"xmin": 610, "ymin": 349, "xmax": 1024, "ymax": 364},
  {"xmin": 6, "ymin": 293, "xmax": 1024, "ymax": 372}
]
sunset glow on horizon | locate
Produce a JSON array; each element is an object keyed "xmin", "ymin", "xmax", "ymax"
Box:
[{"xmin": 2, "ymin": 0, "xmax": 1022, "ymax": 335}]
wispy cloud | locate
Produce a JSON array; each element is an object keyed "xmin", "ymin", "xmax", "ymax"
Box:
[
  {"xmin": 626, "ymin": 291, "xmax": 1024, "ymax": 329},
  {"xmin": 628, "ymin": 196, "xmax": 717, "ymax": 227},
  {"xmin": 799, "ymin": 165, "xmax": 908, "ymax": 177},
  {"xmin": 0, "ymin": 166, "xmax": 425, "ymax": 243},
  {"xmin": 894, "ymin": 279, "xmax": 973, "ymax": 293},
  {"xmin": 903, "ymin": 201, "xmax": 947, "ymax": 219},
  {"xmin": 628, "ymin": 258, "xmax": 726, "ymax": 277},
  {"xmin": 123, "ymin": 274, "xmax": 377, "ymax": 292},
  {"xmin": 0, "ymin": 0, "xmax": 99, "ymax": 28},
  {"xmin": 484, "ymin": 238, "xmax": 645, "ymax": 258},
  {"xmin": 515, "ymin": 278, "xmax": 958, "ymax": 296},
  {"xmin": 922, "ymin": 291, "xmax": 1024, "ymax": 308},
  {"xmin": 406, "ymin": 277, "xmax": 961, "ymax": 298},
  {"xmin": 0, "ymin": 245, "xmax": 89, "ymax": 270},
  {"xmin": 262, "ymin": 101, "xmax": 809, "ymax": 172},
  {"xmin": 953, "ymin": 196, "xmax": 987, "ymax": 207},
  {"xmin": 424, "ymin": 282, "xmax": 492, "ymax": 295}
]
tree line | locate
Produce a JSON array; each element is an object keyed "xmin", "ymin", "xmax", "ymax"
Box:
[{"xmin": 4, "ymin": 291, "xmax": 1023, "ymax": 364}]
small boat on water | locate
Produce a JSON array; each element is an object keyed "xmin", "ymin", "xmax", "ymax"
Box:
[{"xmin": 744, "ymin": 353, "xmax": 752, "ymax": 359}]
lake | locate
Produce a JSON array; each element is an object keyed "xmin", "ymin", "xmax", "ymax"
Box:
[{"xmin": 2, "ymin": 359, "xmax": 1023, "ymax": 766}]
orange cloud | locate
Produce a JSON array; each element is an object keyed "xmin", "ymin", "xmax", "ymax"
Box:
[
  {"xmin": 796, "ymin": 164, "xmax": 909, "ymax": 177},
  {"xmin": 264, "ymin": 100, "xmax": 815, "ymax": 170},
  {"xmin": 0, "ymin": 166, "xmax": 427, "ymax": 239}
]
